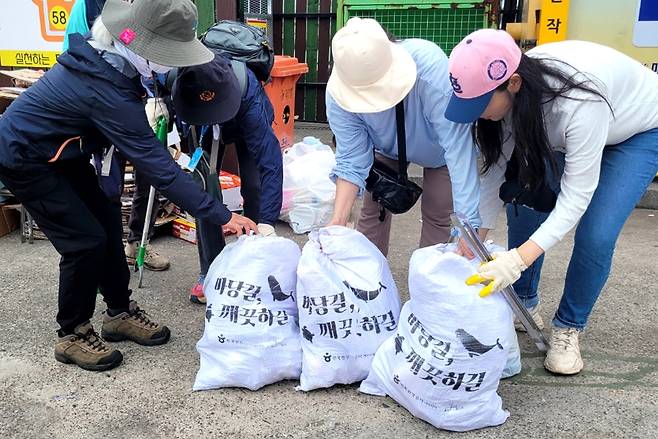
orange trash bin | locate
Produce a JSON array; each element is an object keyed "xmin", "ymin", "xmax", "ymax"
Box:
[{"xmin": 264, "ymin": 56, "xmax": 309, "ymax": 152}]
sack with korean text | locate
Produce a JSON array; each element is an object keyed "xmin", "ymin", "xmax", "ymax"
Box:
[
  {"xmin": 296, "ymin": 226, "xmax": 402, "ymax": 391},
  {"xmin": 194, "ymin": 235, "xmax": 302, "ymax": 391},
  {"xmin": 360, "ymin": 243, "xmax": 516, "ymax": 431}
]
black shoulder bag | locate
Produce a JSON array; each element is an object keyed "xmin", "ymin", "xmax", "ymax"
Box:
[
  {"xmin": 365, "ymin": 102, "xmax": 423, "ymax": 220},
  {"xmin": 499, "ymin": 153, "xmax": 557, "ymax": 213}
]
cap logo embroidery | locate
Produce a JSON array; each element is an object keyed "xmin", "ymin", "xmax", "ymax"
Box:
[
  {"xmin": 449, "ymin": 73, "xmax": 463, "ymax": 94},
  {"xmin": 119, "ymin": 28, "xmax": 136, "ymax": 45},
  {"xmin": 487, "ymin": 59, "xmax": 508, "ymax": 81},
  {"xmin": 200, "ymin": 90, "xmax": 216, "ymax": 102}
]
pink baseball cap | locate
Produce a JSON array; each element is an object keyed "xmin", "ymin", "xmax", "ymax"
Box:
[{"xmin": 445, "ymin": 29, "xmax": 522, "ymax": 123}]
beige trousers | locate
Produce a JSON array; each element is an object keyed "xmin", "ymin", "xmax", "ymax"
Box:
[{"xmin": 356, "ymin": 155, "xmax": 453, "ymax": 256}]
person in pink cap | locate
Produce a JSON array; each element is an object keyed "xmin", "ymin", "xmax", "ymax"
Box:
[{"xmin": 446, "ymin": 29, "xmax": 658, "ymax": 375}]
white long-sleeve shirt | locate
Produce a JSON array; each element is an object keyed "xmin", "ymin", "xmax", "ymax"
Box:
[{"xmin": 480, "ymin": 40, "xmax": 658, "ymax": 251}]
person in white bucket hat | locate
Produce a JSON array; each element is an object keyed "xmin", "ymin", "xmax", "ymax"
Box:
[{"xmin": 326, "ymin": 17, "xmax": 481, "ymax": 256}]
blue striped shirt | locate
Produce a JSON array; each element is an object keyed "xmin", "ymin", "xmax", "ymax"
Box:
[{"xmin": 327, "ymin": 38, "xmax": 481, "ymax": 227}]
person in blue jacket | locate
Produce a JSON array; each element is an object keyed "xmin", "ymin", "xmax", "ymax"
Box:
[
  {"xmin": 0, "ymin": 0, "xmax": 257, "ymax": 372},
  {"xmin": 173, "ymin": 54, "xmax": 283, "ymax": 304},
  {"xmin": 64, "ymin": 0, "xmax": 172, "ymax": 272}
]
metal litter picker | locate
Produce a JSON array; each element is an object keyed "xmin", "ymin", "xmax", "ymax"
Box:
[
  {"xmin": 136, "ymin": 116, "xmax": 168, "ymax": 288},
  {"xmin": 451, "ymin": 212, "xmax": 549, "ymax": 352}
]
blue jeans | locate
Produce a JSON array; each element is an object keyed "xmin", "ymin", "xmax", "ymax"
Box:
[{"xmin": 507, "ymin": 128, "xmax": 658, "ymax": 330}]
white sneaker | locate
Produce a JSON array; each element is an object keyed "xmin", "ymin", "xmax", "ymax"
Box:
[
  {"xmin": 544, "ymin": 327, "xmax": 584, "ymax": 375},
  {"xmin": 514, "ymin": 303, "xmax": 545, "ymax": 332}
]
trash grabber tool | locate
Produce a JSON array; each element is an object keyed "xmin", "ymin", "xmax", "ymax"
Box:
[
  {"xmin": 450, "ymin": 212, "xmax": 549, "ymax": 352},
  {"xmin": 137, "ymin": 115, "xmax": 168, "ymax": 288}
]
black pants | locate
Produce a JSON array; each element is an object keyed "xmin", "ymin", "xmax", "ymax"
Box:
[
  {"xmin": 193, "ymin": 141, "xmax": 261, "ymax": 276},
  {"xmin": 95, "ymin": 152, "xmax": 158, "ymax": 243},
  {"xmin": 0, "ymin": 160, "xmax": 131, "ymax": 333},
  {"xmin": 127, "ymin": 169, "xmax": 159, "ymax": 243}
]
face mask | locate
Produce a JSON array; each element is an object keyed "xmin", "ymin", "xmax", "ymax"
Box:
[
  {"xmin": 114, "ymin": 43, "xmax": 173, "ymax": 78},
  {"xmin": 148, "ymin": 62, "xmax": 173, "ymax": 75}
]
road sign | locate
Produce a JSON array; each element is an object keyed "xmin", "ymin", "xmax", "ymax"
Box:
[{"xmin": 0, "ymin": 0, "xmax": 75, "ymax": 68}]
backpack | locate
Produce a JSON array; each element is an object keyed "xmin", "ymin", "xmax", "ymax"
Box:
[{"xmin": 201, "ymin": 20, "xmax": 274, "ymax": 82}]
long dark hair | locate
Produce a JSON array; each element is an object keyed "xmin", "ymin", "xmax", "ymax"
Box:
[{"xmin": 474, "ymin": 54, "xmax": 612, "ymax": 189}]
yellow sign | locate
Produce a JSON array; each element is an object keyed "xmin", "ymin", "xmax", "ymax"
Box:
[
  {"xmin": 538, "ymin": 0, "xmax": 569, "ymax": 44},
  {"xmin": 0, "ymin": 1, "xmax": 74, "ymax": 67},
  {"xmin": 0, "ymin": 50, "xmax": 59, "ymax": 68}
]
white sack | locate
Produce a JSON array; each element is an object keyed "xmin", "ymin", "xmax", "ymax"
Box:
[
  {"xmin": 360, "ymin": 243, "xmax": 518, "ymax": 431},
  {"xmin": 194, "ymin": 235, "xmax": 302, "ymax": 391},
  {"xmin": 296, "ymin": 226, "xmax": 402, "ymax": 391}
]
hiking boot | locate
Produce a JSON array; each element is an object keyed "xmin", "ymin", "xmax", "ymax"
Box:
[
  {"xmin": 101, "ymin": 301, "xmax": 171, "ymax": 346},
  {"xmin": 55, "ymin": 322, "xmax": 123, "ymax": 372},
  {"xmin": 125, "ymin": 242, "xmax": 170, "ymax": 271},
  {"xmin": 514, "ymin": 303, "xmax": 545, "ymax": 332},
  {"xmin": 190, "ymin": 282, "xmax": 206, "ymax": 305},
  {"xmin": 544, "ymin": 327, "xmax": 584, "ymax": 375}
]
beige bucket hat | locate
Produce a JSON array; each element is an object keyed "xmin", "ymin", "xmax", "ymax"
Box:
[
  {"xmin": 327, "ymin": 17, "xmax": 417, "ymax": 113},
  {"xmin": 102, "ymin": 0, "xmax": 214, "ymax": 67}
]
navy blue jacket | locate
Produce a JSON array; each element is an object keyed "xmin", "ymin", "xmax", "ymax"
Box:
[
  {"xmin": 201, "ymin": 66, "xmax": 282, "ymax": 225},
  {"xmin": 0, "ymin": 35, "xmax": 232, "ymax": 225}
]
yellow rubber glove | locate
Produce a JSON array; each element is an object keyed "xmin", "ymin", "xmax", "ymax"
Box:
[{"xmin": 466, "ymin": 249, "xmax": 527, "ymax": 297}]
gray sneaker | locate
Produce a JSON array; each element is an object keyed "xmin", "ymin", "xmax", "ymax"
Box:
[
  {"xmin": 514, "ymin": 303, "xmax": 545, "ymax": 332},
  {"xmin": 125, "ymin": 242, "xmax": 170, "ymax": 271}
]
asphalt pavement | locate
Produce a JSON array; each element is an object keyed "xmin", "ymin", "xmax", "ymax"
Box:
[{"xmin": 0, "ymin": 124, "xmax": 656, "ymax": 438}]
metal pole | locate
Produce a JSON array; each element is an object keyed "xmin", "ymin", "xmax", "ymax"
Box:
[{"xmin": 451, "ymin": 212, "xmax": 549, "ymax": 352}]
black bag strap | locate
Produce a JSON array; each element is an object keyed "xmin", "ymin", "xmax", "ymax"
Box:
[{"xmin": 395, "ymin": 101, "xmax": 408, "ymax": 182}]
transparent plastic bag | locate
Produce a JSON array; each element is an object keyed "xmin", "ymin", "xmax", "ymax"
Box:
[{"xmin": 280, "ymin": 137, "xmax": 336, "ymax": 234}]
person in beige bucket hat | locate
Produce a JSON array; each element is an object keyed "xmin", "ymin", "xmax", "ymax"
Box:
[
  {"xmin": 327, "ymin": 17, "xmax": 416, "ymax": 113},
  {"xmin": 0, "ymin": 0, "xmax": 258, "ymax": 372},
  {"xmin": 326, "ymin": 17, "xmax": 482, "ymax": 256}
]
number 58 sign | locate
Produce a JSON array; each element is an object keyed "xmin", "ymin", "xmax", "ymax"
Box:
[
  {"xmin": 33, "ymin": 0, "xmax": 73, "ymax": 41},
  {"xmin": 0, "ymin": 0, "xmax": 74, "ymax": 67}
]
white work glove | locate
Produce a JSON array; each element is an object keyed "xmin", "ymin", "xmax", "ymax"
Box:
[
  {"xmin": 257, "ymin": 223, "xmax": 277, "ymax": 237},
  {"xmin": 466, "ymin": 248, "xmax": 527, "ymax": 297},
  {"xmin": 144, "ymin": 97, "xmax": 169, "ymax": 131}
]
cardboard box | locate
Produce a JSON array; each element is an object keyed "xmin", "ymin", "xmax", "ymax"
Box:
[
  {"xmin": 219, "ymin": 171, "xmax": 243, "ymax": 212},
  {"xmin": 172, "ymin": 217, "xmax": 197, "ymax": 244},
  {"xmin": 0, "ymin": 205, "xmax": 19, "ymax": 237},
  {"xmin": 172, "ymin": 206, "xmax": 196, "ymax": 224},
  {"xmin": 171, "ymin": 215, "xmax": 237, "ymax": 245}
]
